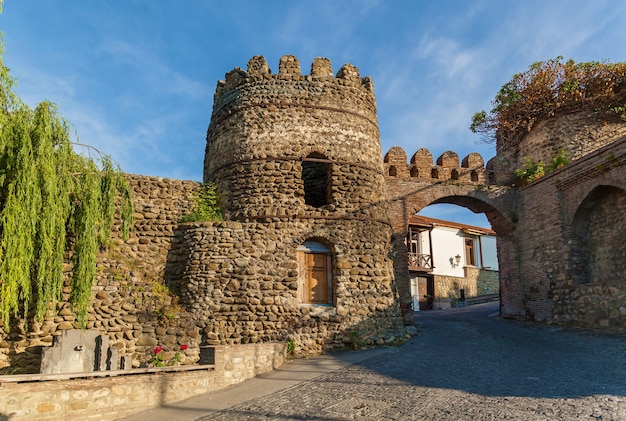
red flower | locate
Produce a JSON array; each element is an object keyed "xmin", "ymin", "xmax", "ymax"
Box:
[
  {"xmin": 180, "ymin": 344, "xmax": 188, "ymax": 351},
  {"xmin": 153, "ymin": 346, "xmax": 163, "ymax": 355}
]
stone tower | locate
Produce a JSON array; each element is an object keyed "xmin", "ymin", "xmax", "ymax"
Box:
[
  {"xmin": 204, "ymin": 54, "xmax": 388, "ymax": 222},
  {"xmin": 199, "ymin": 55, "xmax": 404, "ymax": 353}
]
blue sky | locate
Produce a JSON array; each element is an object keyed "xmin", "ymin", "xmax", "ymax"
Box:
[{"xmin": 2, "ymin": 1, "xmax": 626, "ymax": 227}]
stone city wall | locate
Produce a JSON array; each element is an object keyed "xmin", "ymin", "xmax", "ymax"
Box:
[
  {"xmin": 381, "ymin": 145, "xmax": 516, "ymax": 319},
  {"xmin": 499, "ymin": 110, "xmax": 626, "ymax": 177},
  {"xmin": 0, "ymin": 342, "xmax": 285, "ymax": 421},
  {"xmin": 0, "ymin": 174, "xmax": 203, "ymax": 373},
  {"xmin": 515, "ymin": 134, "xmax": 626, "ymax": 329}
]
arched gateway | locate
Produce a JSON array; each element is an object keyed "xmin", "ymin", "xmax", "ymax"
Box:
[
  {"xmin": 382, "ymin": 146, "xmax": 519, "ymax": 320},
  {"xmin": 382, "ymin": 108, "xmax": 626, "ymax": 331}
]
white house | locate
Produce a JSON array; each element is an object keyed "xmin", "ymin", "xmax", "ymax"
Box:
[{"xmin": 407, "ymin": 215, "xmax": 499, "ymax": 310}]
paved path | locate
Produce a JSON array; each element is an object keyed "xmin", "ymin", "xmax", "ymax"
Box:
[{"xmin": 123, "ymin": 302, "xmax": 626, "ymax": 420}]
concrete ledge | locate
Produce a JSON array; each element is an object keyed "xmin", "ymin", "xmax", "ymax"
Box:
[{"xmin": 0, "ymin": 342, "xmax": 286, "ymax": 421}]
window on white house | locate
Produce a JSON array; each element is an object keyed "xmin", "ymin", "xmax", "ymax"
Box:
[{"xmin": 465, "ymin": 238, "xmax": 476, "ymax": 266}]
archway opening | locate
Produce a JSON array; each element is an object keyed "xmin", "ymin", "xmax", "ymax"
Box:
[
  {"xmin": 570, "ymin": 185, "xmax": 626, "ymax": 285},
  {"xmin": 409, "ymin": 200, "xmax": 505, "ymax": 312}
]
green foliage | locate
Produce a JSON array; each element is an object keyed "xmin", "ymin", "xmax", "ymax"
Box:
[
  {"xmin": 0, "ymin": 35, "xmax": 134, "ymax": 328},
  {"xmin": 515, "ymin": 159, "xmax": 545, "ymax": 183},
  {"xmin": 546, "ymin": 149, "xmax": 570, "ymax": 173},
  {"xmin": 471, "ymin": 57, "xmax": 626, "ymax": 145},
  {"xmin": 286, "ymin": 338, "xmax": 296, "ymax": 354},
  {"xmin": 515, "ymin": 150, "xmax": 571, "ymax": 184},
  {"xmin": 180, "ymin": 182, "xmax": 223, "ymax": 222}
]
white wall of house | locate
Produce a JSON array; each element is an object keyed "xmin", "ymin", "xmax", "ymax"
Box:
[
  {"xmin": 417, "ymin": 226, "xmax": 497, "ymax": 277},
  {"xmin": 429, "ymin": 226, "xmax": 466, "ymax": 277}
]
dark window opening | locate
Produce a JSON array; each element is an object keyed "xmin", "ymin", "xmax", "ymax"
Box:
[
  {"xmin": 303, "ymin": 153, "xmax": 331, "ymax": 207},
  {"xmin": 410, "ymin": 167, "xmax": 419, "ymax": 177},
  {"xmin": 388, "ymin": 166, "xmax": 398, "ymax": 176}
]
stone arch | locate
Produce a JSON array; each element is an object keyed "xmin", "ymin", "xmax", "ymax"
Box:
[
  {"xmin": 410, "ymin": 166, "xmax": 419, "ymax": 178},
  {"xmin": 389, "ymin": 166, "xmax": 398, "ymax": 177},
  {"xmin": 385, "ymin": 180, "xmax": 518, "ymax": 319},
  {"xmin": 570, "ymin": 185, "xmax": 626, "ymax": 285},
  {"xmin": 413, "ymin": 194, "xmax": 515, "ymax": 236}
]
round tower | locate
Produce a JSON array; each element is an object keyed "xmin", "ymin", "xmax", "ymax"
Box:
[
  {"xmin": 204, "ymin": 55, "xmax": 387, "ymax": 222},
  {"xmin": 198, "ymin": 55, "xmax": 404, "ymax": 354}
]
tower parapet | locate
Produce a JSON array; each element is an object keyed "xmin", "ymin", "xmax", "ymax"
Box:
[{"xmin": 205, "ymin": 55, "xmax": 385, "ymax": 220}]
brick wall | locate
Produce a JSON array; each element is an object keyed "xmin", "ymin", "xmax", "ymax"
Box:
[{"xmin": 516, "ymin": 136, "xmax": 626, "ymax": 328}]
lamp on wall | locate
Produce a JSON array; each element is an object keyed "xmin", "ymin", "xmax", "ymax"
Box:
[{"xmin": 449, "ymin": 254, "xmax": 462, "ymax": 268}]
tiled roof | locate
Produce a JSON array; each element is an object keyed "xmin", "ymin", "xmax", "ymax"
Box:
[{"xmin": 408, "ymin": 214, "xmax": 496, "ymax": 236}]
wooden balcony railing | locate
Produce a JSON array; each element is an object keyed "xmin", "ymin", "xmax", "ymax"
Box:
[{"xmin": 408, "ymin": 252, "xmax": 433, "ymax": 272}]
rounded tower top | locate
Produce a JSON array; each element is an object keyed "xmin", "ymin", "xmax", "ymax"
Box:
[{"xmin": 204, "ymin": 55, "xmax": 388, "ymax": 222}]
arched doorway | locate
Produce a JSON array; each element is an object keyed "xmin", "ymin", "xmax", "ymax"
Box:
[{"xmin": 570, "ymin": 185, "xmax": 626, "ymax": 285}]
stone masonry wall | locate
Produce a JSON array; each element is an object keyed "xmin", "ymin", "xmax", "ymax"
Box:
[
  {"xmin": 0, "ymin": 343, "xmax": 285, "ymax": 421},
  {"xmin": 173, "ymin": 219, "xmax": 404, "ymax": 356},
  {"xmin": 499, "ymin": 110, "xmax": 626, "ymax": 177},
  {"xmin": 0, "ymin": 175, "xmax": 203, "ymax": 373},
  {"xmin": 432, "ymin": 268, "xmax": 499, "ymax": 300}
]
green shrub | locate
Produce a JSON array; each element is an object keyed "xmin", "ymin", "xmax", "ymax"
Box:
[{"xmin": 180, "ymin": 182, "xmax": 223, "ymax": 222}]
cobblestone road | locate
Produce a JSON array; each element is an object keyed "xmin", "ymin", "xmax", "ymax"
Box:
[{"xmin": 200, "ymin": 302, "xmax": 626, "ymax": 420}]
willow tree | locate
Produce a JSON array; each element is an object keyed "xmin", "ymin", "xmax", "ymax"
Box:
[{"xmin": 0, "ymin": 37, "xmax": 134, "ymax": 329}]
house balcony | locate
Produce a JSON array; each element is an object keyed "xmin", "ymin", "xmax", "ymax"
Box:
[{"xmin": 408, "ymin": 252, "xmax": 433, "ymax": 272}]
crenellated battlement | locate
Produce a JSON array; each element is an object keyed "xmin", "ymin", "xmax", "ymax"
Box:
[
  {"xmin": 383, "ymin": 146, "xmax": 487, "ymax": 184},
  {"xmin": 216, "ymin": 55, "xmax": 374, "ymax": 94},
  {"xmin": 208, "ymin": 55, "xmax": 377, "ymax": 134}
]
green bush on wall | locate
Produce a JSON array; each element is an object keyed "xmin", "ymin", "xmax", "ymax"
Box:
[{"xmin": 180, "ymin": 182, "xmax": 223, "ymax": 222}]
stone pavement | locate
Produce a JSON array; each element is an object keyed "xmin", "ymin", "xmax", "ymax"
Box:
[{"xmin": 121, "ymin": 302, "xmax": 626, "ymax": 420}]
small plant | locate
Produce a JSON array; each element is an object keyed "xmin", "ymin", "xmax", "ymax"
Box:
[
  {"xmin": 180, "ymin": 182, "xmax": 223, "ymax": 222},
  {"xmin": 148, "ymin": 344, "xmax": 188, "ymax": 367},
  {"xmin": 546, "ymin": 149, "xmax": 570, "ymax": 172},
  {"xmin": 348, "ymin": 331, "xmax": 364, "ymax": 351},
  {"xmin": 286, "ymin": 338, "xmax": 296, "ymax": 354},
  {"xmin": 515, "ymin": 158, "xmax": 545, "ymax": 183},
  {"xmin": 516, "ymin": 150, "xmax": 571, "ymax": 184}
]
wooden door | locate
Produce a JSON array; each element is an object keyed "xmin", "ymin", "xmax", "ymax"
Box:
[{"xmin": 306, "ymin": 253, "xmax": 328, "ymax": 304}]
